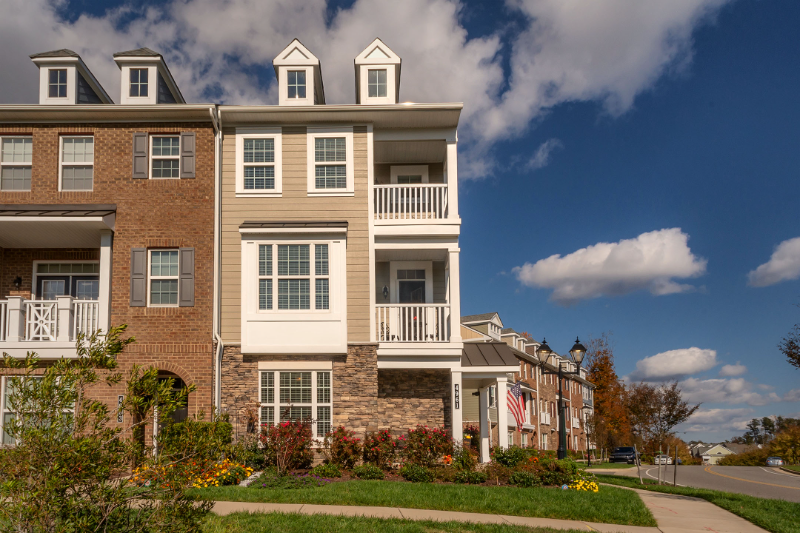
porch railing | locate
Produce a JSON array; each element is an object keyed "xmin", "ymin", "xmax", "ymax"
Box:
[
  {"xmin": 1, "ymin": 297, "xmax": 102, "ymax": 343},
  {"xmin": 376, "ymin": 304, "xmax": 450, "ymax": 342},
  {"xmin": 25, "ymin": 300, "xmax": 58, "ymax": 341},
  {"xmin": 74, "ymin": 301, "xmax": 100, "ymax": 339},
  {"xmin": 374, "ymin": 184, "xmax": 449, "ymax": 220}
]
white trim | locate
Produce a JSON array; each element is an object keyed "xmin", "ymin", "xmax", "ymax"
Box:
[
  {"xmin": 258, "ymin": 369, "xmax": 332, "ymax": 439},
  {"xmin": 389, "ymin": 261, "xmax": 432, "ymax": 304},
  {"xmin": 277, "ymin": 66, "xmax": 315, "ymax": 106},
  {"xmin": 58, "ymin": 135, "xmax": 94, "ymax": 192},
  {"xmin": 239, "ymin": 227, "xmax": 347, "ymax": 235},
  {"xmin": 119, "ymin": 65, "xmax": 158, "ymax": 105},
  {"xmin": 360, "ymin": 65, "xmax": 396, "ymax": 105},
  {"xmin": 306, "ymin": 127, "xmax": 354, "ymax": 196},
  {"xmin": 367, "ymin": 124, "xmax": 376, "ymax": 342},
  {"xmin": 149, "ymin": 134, "xmax": 181, "ymax": 180},
  {"xmin": 0, "ymin": 135, "xmax": 33, "ymax": 191},
  {"xmin": 390, "ymin": 165, "xmax": 429, "ymax": 184},
  {"xmin": 235, "ymin": 128, "xmax": 282, "ymax": 197},
  {"xmin": 147, "ymin": 249, "xmax": 180, "ymax": 307},
  {"xmin": 257, "ymin": 361, "xmax": 333, "ymax": 370},
  {"xmin": 39, "ymin": 66, "xmax": 75, "ymax": 105}
]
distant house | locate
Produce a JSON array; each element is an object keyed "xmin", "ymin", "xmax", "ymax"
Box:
[{"xmin": 695, "ymin": 443, "xmax": 735, "ymax": 464}]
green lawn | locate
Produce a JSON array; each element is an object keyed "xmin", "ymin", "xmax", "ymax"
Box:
[
  {"xmin": 203, "ymin": 512, "xmax": 590, "ymax": 533},
  {"xmin": 783, "ymin": 465, "xmax": 800, "ymax": 473},
  {"xmin": 596, "ymin": 474, "xmax": 800, "ymax": 533},
  {"xmin": 191, "ymin": 479, "xmax": 656, "ymax": 527},
  {"xmin": 585, "ymin": 462, "xmax": 636, "ymax": 470}
]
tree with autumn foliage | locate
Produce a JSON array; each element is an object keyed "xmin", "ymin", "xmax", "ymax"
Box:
[{"xmin": 584, "ymin": 334, "xmax": 630, "ymax": 451}]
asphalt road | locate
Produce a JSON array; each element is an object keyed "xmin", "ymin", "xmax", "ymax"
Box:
[{"xmin": 615, "ymin": 465, "xmax": 800, "ymax": 502}]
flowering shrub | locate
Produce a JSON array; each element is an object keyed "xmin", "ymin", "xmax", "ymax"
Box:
[
  {"xmin": 402, "ymin": 425, "xmax": 453, "ymax": 467},
  {"xmin": 260, "ymin": 420, "xmax": 313, "ymax": 475},
  {"xmin": 363, "ymin": 429, "xmax": 397, "ymax": 469},
  {"xmin": 451, "ymin": 444, "xmax": 477, "ymax": 471},
  {"xmin": 399, "ymin": 463, "xmax": 435, "ymax": 483},
  {"xmin": 324, "ymin": 426, "xmax": 362, "ymax": 469},
  {"xmin": 463, "ymin": 424, "xmax": 480, "ymax": 449},
  {"xmin": 353, "ymin": 464, "xmax": 385, "ymax": 480},
  {"xmin": 570, "ymin": 472, "xmax": 599, "ymax": 492},
  {"xmin": 310, "ymin": 463, "xmax": 342, "ymax": 478},
  {"xmin": 192, "ymin": 459, "xmax": 253, "ymax": 488}
]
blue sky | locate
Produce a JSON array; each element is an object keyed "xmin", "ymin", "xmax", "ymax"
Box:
[{"xmin": 1, "ymin": 0, "xmax": 798, "ymax": 440}]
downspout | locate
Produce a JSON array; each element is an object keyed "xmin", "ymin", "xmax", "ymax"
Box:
[{"xmin": 211, "ymin": 105, "xmax": 224, "ymax": 413}]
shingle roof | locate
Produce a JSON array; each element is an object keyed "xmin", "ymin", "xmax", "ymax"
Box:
[
  {"xmin": 30, "ymin": 49, "xmax": 79, "ymax": 58},
  {"xmin": 461, "ymin": 312, "xmax": 499, "ymax": 323},
  {"xmin": 462, "ymin": 342, "xmax": 518, "ymax": 367},
  {"xmin": 501, "ymin": 328, "xmax": 517, "ymax": 335},
  {"xmin": 113, "ymin": 47, "xmax": 161, "ymax": 58}
]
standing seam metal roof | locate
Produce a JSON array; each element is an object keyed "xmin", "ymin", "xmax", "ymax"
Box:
[{"xmin": 462, "ymin": 342, "xmax": 519, "ymax": 367}]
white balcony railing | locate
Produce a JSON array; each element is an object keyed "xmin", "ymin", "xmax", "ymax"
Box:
[
  {"xmin": 374, "ymin": 184, "xmax": 449, "ymax": 220},
  {"xmin": 0, "ymin": 300, "xmax": 7, "ymax": 341},
  {"xmin": 539, "ymin": 412, "xmax": 551, "ymax": 425},
  {"xmin": 376, "ymin": 304, "xmax": 450, "ymax": 342},
  {"xmin": 1, "ymin": 297, "xmax": 100, "ymax": 343},
  {"xmin": 25, "ymin": 300, "xmax": 58, "ymax": 341},
  {"xmin": 74, "ymin": 301, "xmax": 100, "ymax": 340}
]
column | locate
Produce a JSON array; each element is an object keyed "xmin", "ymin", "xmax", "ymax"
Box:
[
  {"xmin": 445, "ymin": 140, "xmax": 459, "ymax": 219},
  {"xmin": 98, "ymin": 230, "xmax": 113, "ymax": 333},
  {"xmin": 497, "ymin": 376, "xmax": 509, "ymax": 449},
  {"xmin": 447, "ymin": 249, "xmax": 462, "ymax": 343},
  {"xmin": 56, "ymin": 295, "xmax": 73, "ymax": 342},
  {"xmin": 479, "ymin": 386, "xmax": 490, "ymax": 463},
  {"xmin": 451, "ymin": 370, "xmax": 462, "ymax": 442},
  {"xmin": 6, "ymin": 296, "xmax": 24, "ymax": 342}
]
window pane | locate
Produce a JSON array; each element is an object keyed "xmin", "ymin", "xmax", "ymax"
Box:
[
  {"xmin": 317, "ymin": 372, "xmax": 331, "ymax": 404},
  {"xmin": 277, "ymin": 245, "xmax": 309, "ymax": 276},
  {"xmin": 368, "ymin": 69, "xmax": 387, "ymax": 98},
  {"xmin": 314, "ymin": 138, "xmax": 346, "ymax": 162},
  {"xmin": 62, "ymin": 137, "xmax": 94, "ymax": 163},
  {"xmin": 315, "ymin": 244, "xmax": 328, "ymax": 276},
  {"xmin": 258, "ymin": 279, "xmax": 272, "ymax": 310},
  {"xmin": 2, "ymin": 413, "xmax": 15, "ymax": 445},
  {"xmin": 75, "ymin": 280, "xmax": 99, "ymax": 300},
  {"xmin": 2, "ymin": 138, "xmax": 32, "ymax": 163},
  {"xmin": 150, "ymin": 279, "xmax": 178, "ymax": 305},
  {"xmin": 279, "ymin": 406, "xmax": 311, "ymax": 423},
  {"xmin": 315, "ymin": 279, "xmax": 329, "ymax": 310},
  {"xmin": 0, "ymin": 167, "xmax": 31, "ymax": 191},
  {"xmin": 244, "ymin": 166, "xmax": 275, "ymax": 190},
  {"xmin": 61, "ymin": 166, "xmax": 93, "ymax": 190},
  {"xmin": 279, "ymin": 372, "xmax": 312, "ymax": 403},
  {"xmin": 243, "ymin": 138, "xmax": 274, "ymax": 163},
  {"xmin": 278, "ymin": 279, "xmax": 310, "ymax": 310},
  {"xmin": 152, "ymin": 136, "xmax": 180, "ymax": 157},
  {"xmin": 260, "ymin": 406, "xmax": 274, "ymax": 427},
  {"xmin": 314, "ymin": 165, "xmax": 346, "ymax": 189},
  {"xmin": 130, "ymin": 68, "xmax": 149, "ymax": 97},
  {"xmin": 49, "ymin": 69, "xmax": 67, "ymax": 98},
  {"xmin": 151, "ymin": 251, "xmax": 179, "ymax": 276},
  {"xmin": 260, "ymin": 372, "xmax": 274, "ymax": 403},
  {"xmin": 288, "ymin": 70, "xmax": 306, "ymax": 99},
  {"xmin": 317, "ymin": 406, "xmax": 331, "ymax": 437},
  {"xmin": 152, "ymin": 159, "xmax": 180, "ymax": 178},
  {"xmin": 259, "ymin": 245, "xmax": 272, "ymax": 276}
]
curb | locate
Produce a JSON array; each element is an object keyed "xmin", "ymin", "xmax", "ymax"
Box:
[{"xmin": 780, "ymin": 466, "xmax": 800, "ymax": 476}]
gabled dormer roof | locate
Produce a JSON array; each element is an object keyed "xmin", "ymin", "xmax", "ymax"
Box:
[
  {"xmin": 354, "ymin": 38, "xmax": 401, "ymax": 104},
  {"xmin": 461, "ymin": 312, "xmax": 501, "ymax": 325},
  {"xmin": 29, "ymin": 49, "xmax": 113, "ymax": 104},
  {"xmin": 113, "ymin": 47, "xmax": 161, "ymax": 57},
  {"xmin": 272, "ymin": 39, "xmax": 325, "ymax": 105},
  {"xmin": 30, "ymin": 49, "xmax": 80, "ymax": 58},
  {"xmin": 113, "ymin": 47, "xmax": 185, "ymax": 104}
]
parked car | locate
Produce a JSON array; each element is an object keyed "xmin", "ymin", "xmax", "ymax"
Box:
[
  {"xmin": 654, "ymin": 455, "xmax": 673, "ymax": 465},
  {"xmin": 766, "ymin": 457, "xmax": 785, "ymax": 467},
  {"xmin": 610, "ymin": 446, "xmax": 639, "ymax": 464}
]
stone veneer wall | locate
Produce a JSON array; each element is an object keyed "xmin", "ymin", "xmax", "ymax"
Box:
[{"xmin": 377, "ymin": 369, "xmax": 450, "ymax": 433}]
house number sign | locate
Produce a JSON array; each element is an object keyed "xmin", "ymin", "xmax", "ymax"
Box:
[
  {"xmin": 117, "ymin": 395, "xmax": 124, "ymax": 423},
  {"xmin": 454, "ymin": 384, "xmax": 460, "ymax": 409}
]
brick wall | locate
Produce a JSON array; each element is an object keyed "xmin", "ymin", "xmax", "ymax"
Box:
[{"xmin": 0, "ymin": 248, "xmax": 98, "ymax": 298}]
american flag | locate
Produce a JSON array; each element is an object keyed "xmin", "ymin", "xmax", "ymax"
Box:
[{"xmin": 507, "ymin": 381, "xmax": 526, "ymax": 428}]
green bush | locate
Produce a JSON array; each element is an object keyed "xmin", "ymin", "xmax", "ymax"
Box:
[
  {"xmin": 324, "ymin": 426, "xmax": 362, "ymax": 469},
  {"xmin": 399, "ymin": 464, "xmax": 435, "ymax": 483},
  {"xmin": 483, "ymin": 462, "xmax": 513, "ymax": 485},
  {"xmin": 509, "ymin": 470, "xmax": 542, "ymax": 488},
  {"xmin": 309, "ymin": 463, "xmax": 342, "ymax": 478},
  {"xmin": 259, "ymin": 420, "xmax": 314, "ymax": 474},
  {"xmin": 718, "ymin": 447, "xmax": 771, "ymax": 466},
  {"xmin": 538, "ymin": 457, "xmax": 578, "ymax": 486},
  {"xmin": 454, "ymin": 470, "xmax": 487, "ymax": 484},
  {"xmin": 491, "ymin": 446, "xmax": 528, "ymax": 468},
  {"xmin": 353, "ymin": 464, "xmax": 385, "ymax": 480},
  {"xmin": 400, "ymin": 425, "xmax": 453, "ymax": 467},
  {"xmin": 451, "ymin": 444, "xmax": 477, "ymax": 471},
  {"xmin": 363, "ymin": 429, "xmax": 397, "ymax": 469}
]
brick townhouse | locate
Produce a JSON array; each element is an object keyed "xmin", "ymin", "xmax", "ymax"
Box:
[{"xmin": 0, "ymin": 48, "xmax": 217, "ymax": 442}]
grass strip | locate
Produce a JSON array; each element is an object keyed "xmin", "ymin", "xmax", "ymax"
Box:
[
  {"xmin": 596, "ymin": 473, "xmax": 800, "ymax": 533},
  {"xmin": 783, "ymin": 465, "xmax": 800, "ymax": 473},
  {"xmin": 202, "ymin": 511, "xmax": 593, "ymax": 533},
  {"xmin": 191, "ymin": 479, "xmax": 656, "ymax": 526},
  {"xmin": 584, "ymin": 463, "xmax": 636, "ymax": 470}
]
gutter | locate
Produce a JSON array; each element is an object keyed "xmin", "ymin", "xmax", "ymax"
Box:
[{"xmin": 212, "ymin": 105, "xmax": 224, "ymax": 413}]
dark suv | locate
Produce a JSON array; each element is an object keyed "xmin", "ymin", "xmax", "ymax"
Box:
[{"xmin": 610, "ymin": 446, "xmax": 638, "ymax": 464}]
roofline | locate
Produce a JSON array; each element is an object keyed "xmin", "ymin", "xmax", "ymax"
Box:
[
  {"xmin": 0, "ymin": 104, "xmax": 217, "ymax": 124},
  {"xmin": 219, "ymin": 102, "xmax": 463, "ymax": 113},
  {"xmin": 30, "ymin": 55, "xmax": 113, "ymax": 104},
  {"xmin": 113, "ymin": 55, "xmax": 186, "ymax": 104}
]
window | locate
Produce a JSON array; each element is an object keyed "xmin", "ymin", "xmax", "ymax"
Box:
[
  {"xmin": 149, "ymin": 250, "xmax": 179, "ymax": 306},
  {"xmin": 508, "ymin": 431, "xmax": 514, "ymax": 446},
  {"xmin": 307, "ymin": 128, "xmax": 353, "ymax": 195},
  {"xmin": 0, "ymin": 136, "xmax": 32, "ymax": 191},
  {"xmin": 259, "ymin": 370, "xmax": 332, "ymax": 438},
  {"xmin": 130, "ymin": 68, "xmax": 149, "ymax": 97},
  {"xmin": 397, "ymin": 269, "xmax": 425, "ymax": 304},
  {"xmin": 541, "ymin": 434, "xmax": 547, "ymax": 450},
  {"xmin": 257, "ymin": 243, "xmax": 330, "ymax": 312},
  {"xmin": 48, "ymin": 69, "xmax": 67, "ymax": 98},
  {"xmin": 287, "ymin": 70, "xmax": 306, "ymax": 99},
  {"xmin": 368, "ymin": 69, "xmax": 387, "ymax": 98},
  {"xmin": 151, "ymin": 136, "xmax": 180, "ymax": 178},
  {"xmin": 244, "ymin": 138, "xmax": 275, "ymax": 190},
  {"xmin": 488, "ymin": 385, "xmax": 496, "ymax": 408},
  {"xmin": 521, "ymin": 433, "xmax": 527, "ymax": 447},
  {"xmin": 0, "ymin": 377, "xmax": 71, "ymax": 445},
  {"xmin": 60, "ymin": 136, "xmax": 94, "ymax": 191}
]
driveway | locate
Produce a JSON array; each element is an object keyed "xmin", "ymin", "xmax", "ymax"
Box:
[{"xmin": 612, "ymin": 465, "xmax": 800, "ymax": 503}]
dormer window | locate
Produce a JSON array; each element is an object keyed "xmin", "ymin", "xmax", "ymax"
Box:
[
  {"xmin": 130, "ymin": 68, "xmax": 149, "ymax": 97},
  {"xmin": 368, "ymin": 69, "xmax": 387, "ymax": 98},
  {"xmin": 48, "ymin": 69, "xmax": 67, "ymax": 98},
  {"xmin": 287, "ymin": 70, "xmax": 306, "ymax": 99}
]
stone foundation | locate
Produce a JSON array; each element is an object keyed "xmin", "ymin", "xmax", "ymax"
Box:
[{"xmin": 377, "ymin": 369, "xmax": 450, "ymax": 433}]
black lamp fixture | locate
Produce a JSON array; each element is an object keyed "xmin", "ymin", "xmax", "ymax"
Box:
[
  {"xmin": 537, "ymin": 337, "xmax": 552, "ymax": 364},
  {"xmin": 382, "ymin": 285, "xmax": 389, "ymax": 300},
  {"xmin": 569, "ymin": 337, "xmax": 587, "ymax": 366},
  {"xmin": 13, "ymin": 276, "xmax": 22, "ymax": 290}
]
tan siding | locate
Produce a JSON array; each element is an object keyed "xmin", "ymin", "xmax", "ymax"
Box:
[
  {"xmin": 220, "ymin": 126, "xmax": 371, "ymax": 343},
  {"xmin": 472, "ymin": 324, "xmax": 489, "ymax": 335},
  {"xmin": 461, "ymin": 325, "xmax": 486, "ymax": 340}
]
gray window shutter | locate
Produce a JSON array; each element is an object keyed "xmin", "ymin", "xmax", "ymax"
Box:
[
  {"xmin": 130, "ymin": 248, "xmax": 147, "ymax": 306},
  {"xmin": 180, "ymin": 132, "xmax": 196, "ymax": 179},
  {"xmin": 132, "ymin": 133, "xmax": 149, "ymax": 179},
  {"xmin": 179, "ymin": 247, "xmax": 195, "ymax": 307}
]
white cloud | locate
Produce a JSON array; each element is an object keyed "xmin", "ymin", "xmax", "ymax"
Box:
[
  {"xmin": 628, "ymin": 347, "xmax": 717, "ymax": 381},
  {"xmin": 719, "ymin": 363, "xmax": 747, "ymax": 377},
  {"xmin": 0, "ymin": 0, "xmax": 731, "ymax": 177},
  {"xmin": 680, "ymin": 377, "xmax": 781, "ymax": 407},
  {"xmin": 748, "ymin": 237, "xmax": 800, "ymax": 287},
  {"xmin": 680, "ymin": 408, "xmax": 754, "ymax": 434},
  {"xmin": 513, "ymin": 228, "xmax": 707, "ymax": 304},
  {"xmin": 527, "ymin": 138, "xmax": 563, "ymax": 170},
  {"xmin": 784, "ymin": 389, "xmax": 800, "ymax": 402}
]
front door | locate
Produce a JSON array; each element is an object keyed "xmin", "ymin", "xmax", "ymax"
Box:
[{"xmin": 36, "ymin": 275, "xmax": 99, "ymax": 300}]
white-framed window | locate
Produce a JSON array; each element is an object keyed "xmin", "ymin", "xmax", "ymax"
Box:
[
  {"xmin": 48, "ymin": 69, "xmax": 68, "ymax": 98},
  {"xmin": 488, "ymin": 385, "xmax": 496, "ymax": 408},
  {"xmin": 368, "ymin": 69, "xmax": 387, "ymax": 98},
  {"xmin": 259, "ymin": 370, "xmax": 332, "ymax": 439},
  {"xmin": 235, "ymin": 129, "xmax": 282, "ymax": 196},
  {"xmin": 390, "ymin": 165, "xmax": 429, "ymax": 184},
  {"xmin": 148, "ymin": 249, "xmax": 179, "ymax": 306},
  {"xmin": 541, "ymin": 434, "xmax": 548, "ymax": 450},
  {"xmin": 0, "ymin": 376, "xmax": 71, "ymax": 445},
  {"xmin": 256, "ymin": 243, "xmax": 330, "ymax": 311},
  {"xmin": 0, "ymin": 136, "xmax": 32, "ymax": 191},
  {"xmin": 60, "ymin": 136, "xmax": 94, "ymax": 191},
  {"xmin": 130, "ymin": 68, "xmax": 149, "ymax": 97},
  {"xmin": 521, "ymin": 433, "xmax": 527, "ymax": 448},
  {"xmin": 150, "ymin": 135, "xmax": 180, "ymax": 179},
  {"xmin": 287, "ymin": 70, "xmax": 306, "ymax": 99},
  {"xmin": 307, "ymin": 127, "xmax": 354, "ymax": 196},
  {"xmin": 508, "ymin": 431, "xmax": 514, "ymax": 446}
]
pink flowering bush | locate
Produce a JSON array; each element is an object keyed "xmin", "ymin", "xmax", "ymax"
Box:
[
  {"xmin": 324, "ymin": 426, "xmax": 362, "ymax": 469},
  {"xmin": 363, "ymin": 429, "xmax": 398, "ymax": 469},
  {"xmin": 259, "ymin": 420, "xmax": 313, "ymax": 475},
  {"xmin": 402, "ymin": 425, "xmax": 453, "ymax": 467}
]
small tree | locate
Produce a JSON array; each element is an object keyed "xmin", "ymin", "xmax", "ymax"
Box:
[
  {"xmin": 770, "ymin": 427, "xmax": 800, "ymax": 465},
  {"xmin": 259, "ymin": 418, "xmax": 313, "ymax": 475},
  {"xmin": 627, "ymin": 381, "xmax": 699, "ymax": 453},
  {"xmin": 779, "ymin": 323, "xmax": 800, "ymax": 370}
]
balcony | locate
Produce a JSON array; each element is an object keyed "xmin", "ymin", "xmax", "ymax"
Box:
[
  {"xmin": 374, "ymin": 184, "xmax": 449, "ymax": 221},
  {"xmin": 375, "ymin": 304, "xmax": 450, "ymax": 342}
]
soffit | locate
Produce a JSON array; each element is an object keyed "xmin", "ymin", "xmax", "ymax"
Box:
[{"xmin": 374, "ymin": 140, "xmax": 446, "ymax": 164}]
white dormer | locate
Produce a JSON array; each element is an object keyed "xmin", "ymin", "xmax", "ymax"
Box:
[
  {"xmin": 113, "ymin": 48, "xmax": 185, "ymax": 105},
  {"xmin": 354, "ymin": 38, "xmax": 401, "ymax": 105},
  {"xmin": 30, "ymin": 50, "xmax": 112, "ymax": 105},
  {"xmin": 273, "ymin": 39, "xmax": 325, "ymax": 106}
]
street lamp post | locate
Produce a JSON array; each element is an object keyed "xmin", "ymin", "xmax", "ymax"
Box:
[{"xmin": 538, "ymin": 337, "xmax": 586, "ymax": 461}]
